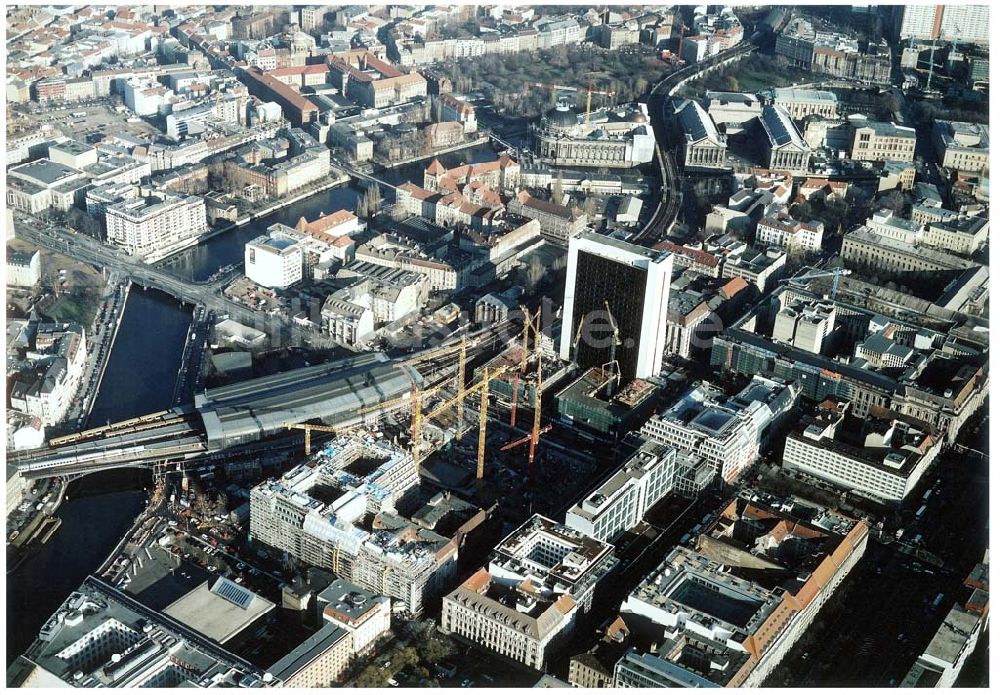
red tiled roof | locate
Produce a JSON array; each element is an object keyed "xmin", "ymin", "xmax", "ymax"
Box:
[
  {"xmin": 653, "ymin": 240, "xmax": 720, "ymax": 268},
  {"xmin": 719, "ymin": 276, "xmax": 749, "ymax": 299}
]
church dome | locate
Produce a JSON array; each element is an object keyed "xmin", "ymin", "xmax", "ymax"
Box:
[{"xmin": 544, "ymin": 104, "xmax": 579, "ymax": 129}]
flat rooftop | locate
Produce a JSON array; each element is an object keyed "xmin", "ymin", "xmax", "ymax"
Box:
[
  {"xmin": 10, "ymin": 159, "xmax": 80, "ymax": 186},
  {"xmin": 267, "ymin": 622, "xmax": 349, "ymax": 683},
  {"xmin": 163, "ymin": 577, "xmax": 275, "ymax": 644}
]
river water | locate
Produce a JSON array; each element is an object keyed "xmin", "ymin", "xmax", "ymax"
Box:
[
  {"xmin": 6, "ymin": 469, "xmax": 149, "ymax": 666},
  {"xmin": 7, "ymin": 288, "xmax": 188, "ymax": 665},
  {"xmin": 157, "ymin": 140, "xmax": 501, "ymax": 282},
  {"xmin": 6, "ymin": 141, "xmax": 503, "ymax": 665},
  {"xmin": 86, "ymin": 288, "xmax": 192, "ymax": 426}
]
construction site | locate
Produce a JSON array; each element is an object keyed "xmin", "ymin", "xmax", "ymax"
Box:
[{"xmin": 269, "ymin": 306, "xmax": 620, "ymax": 545}]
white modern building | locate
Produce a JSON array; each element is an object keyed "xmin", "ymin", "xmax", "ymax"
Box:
[
  {"xmin": 123, "ymin": 77, "xmax": 173, "ymax": 116},
  {"xmin": 782, "ymin": 401, "xmax": 942, "ymax": 504},
  {"xmin": 896, "ymin": 5, "xmax": 990, "ymax": 45},
  {"xmin": 104, "ymin": 193, "xmax": 207, "ymax": 262},
  {"xmin": 771, "ymin": 299, "xmax": 837, "ymax": 355},
  {"xmin": 560, "ymin": 233, "xmax": 673, "ymax": 381},
  {"xmin": 245, "ymin": 232, "xmax": 304, "ymax": 289},
  {"xmin": 640, "ymin": 376, "xmax": 798, "ymax": 483},
  {"xmin": 565, "ymin": 439, "xmax": 676, "ymax": 543}
]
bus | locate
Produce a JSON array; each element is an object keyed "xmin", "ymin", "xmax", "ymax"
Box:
[{"xmin": 71, "ymin": 111, "xmax": 86, "ymax": 118}]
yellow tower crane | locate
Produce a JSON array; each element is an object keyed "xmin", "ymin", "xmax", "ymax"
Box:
[
  {"xmin": 283, "ymin": 422, "xmax": 342, "ymax": 457},
  {"xmin": 420, "ymin": 364, "xmax": 513, "ymax": 479},
  {"xmin": 284, "ymin": 384, "xmax": 444, "ymax": 456}
]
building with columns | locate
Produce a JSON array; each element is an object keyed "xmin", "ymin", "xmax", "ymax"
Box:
[
  {"xmin": 674, "ymin": 99, "xmax": 728, "ymax": 170},
  {"xmin": 758, "ymin": 105, "xmax": 810, "ymax": 172}
]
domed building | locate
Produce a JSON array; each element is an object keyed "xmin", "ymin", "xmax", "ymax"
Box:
[
  {"xmin": 281, "ymin": 24, "xmax": 317, "ymax": 54},
  {"xmin": 542, "ymin": 103, "xmax": 581, "ymax": 132},
  {"xmin": 532, "ymin": 101, "xmax": 656, "ymax": 169}
]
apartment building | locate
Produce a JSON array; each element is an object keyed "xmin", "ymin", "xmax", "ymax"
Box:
[
  {"xmin": 665, "ymin": 273, "xmax": 752, "ymax": 360},
  {"xmin": 894, "ymin": 5, "xmax": 990, "ymax": 45},
  {"xmin": 438, "ymin": 93, "xmax": 477, "ymax": 133},
  {"xmin": 6, "ymin": 247, "xmax": 41, "ymax": 287},
  {"xmin": 640, "ymin": 376, "xmax": 798, "ymax": 483},
  {"xmin": 755, "ymin": 208, "xmax": 824, "ymax": 253},
  {"xmin": 720, "ymin": 245, "xmax": 787, "ymax": 293},
  {"xmin": 104, "ymin": 193, "xmax": 207, "ymax": 262},
  {"xmin": 8, "ymin": 323, "xmax": 86, "ymax": 427},
  {"xmin": 507, "ymin": 190, "xmax": 588, "ymax": 246},
  {"xmin": 782, "ymin": 401, "xmax": 942, "ymax": 504},
  {"xmin": 268, "ymin": 623, "xmax": 352, "ymax": 687},
  {"xmin": 564, "ymin": 439, "xmax": 677, "ymax": 543},
  {"xmin": 616, "ymin": 498, "xmax": 869, "ymax": 687},
  {"xmin": 902, "ymin": 559, "xmax": 990, "ymax": 687},
  {"xmin": 441, "ymin": 515, "xmax": 617, "ymax": 670}
]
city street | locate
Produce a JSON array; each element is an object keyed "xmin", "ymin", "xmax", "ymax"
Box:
[{"xmin": 12, "ymin": 214, "xmax": 336, "ymax": 348}]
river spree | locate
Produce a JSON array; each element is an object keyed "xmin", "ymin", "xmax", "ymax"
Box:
[
  {"xmin": 86, "ymin": 288, "xmax": 192, "ymax": 425},
  {"xmin": 6, "ymin": 470, "xmax": 149, "ymax": 666},
  {"xmin": 157, "ymin": 140, "xmax": 503, "ymax": 282}
]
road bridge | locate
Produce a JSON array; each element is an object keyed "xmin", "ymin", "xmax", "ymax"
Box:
[{"xmin": 12, "ymin": 215, "xmax": 338, "ymax": 347}]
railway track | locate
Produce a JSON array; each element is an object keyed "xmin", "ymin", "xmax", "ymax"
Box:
[{"xmin": 634, "ymin": 7, "xmax": 788, "ymax": 245}]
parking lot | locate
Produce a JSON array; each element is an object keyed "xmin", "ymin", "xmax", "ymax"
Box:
[{"xmin": 11, "ymin": 101, "xmax": 159, "ymax": 140}]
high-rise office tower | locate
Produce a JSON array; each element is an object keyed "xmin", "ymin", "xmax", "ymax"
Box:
[
  {"xmin": 895, "ymin": 5, "xmax": 990, "ymax": 44},
  {"xmin": 560, "ymin": 233, "xmax": 673, "ymax": 381}
]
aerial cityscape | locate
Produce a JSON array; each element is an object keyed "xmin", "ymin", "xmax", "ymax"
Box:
[{"xmin": 4, "ymin": 2, "xmax": 990, "ymax": 689}]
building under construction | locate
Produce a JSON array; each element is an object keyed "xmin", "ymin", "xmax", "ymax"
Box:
[
  {"xmin": 554, "ymin": 367, "xmax": 664, "ymax": 440},
  {"xmin": 473, "ymin": 345, "xmax": 569, "ymax": 418},
  {"xmin": 248, "ymin": 433, "xmax": 472, "ymax": 615}
]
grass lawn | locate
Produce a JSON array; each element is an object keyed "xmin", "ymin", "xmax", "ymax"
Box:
[
  {"xmin": 47, "ymin": 292, "xmax": 101, "ymax": 328},
  {"xmin": 680, "ymin": 56, "xmax": 813, "ymax": 97}
]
